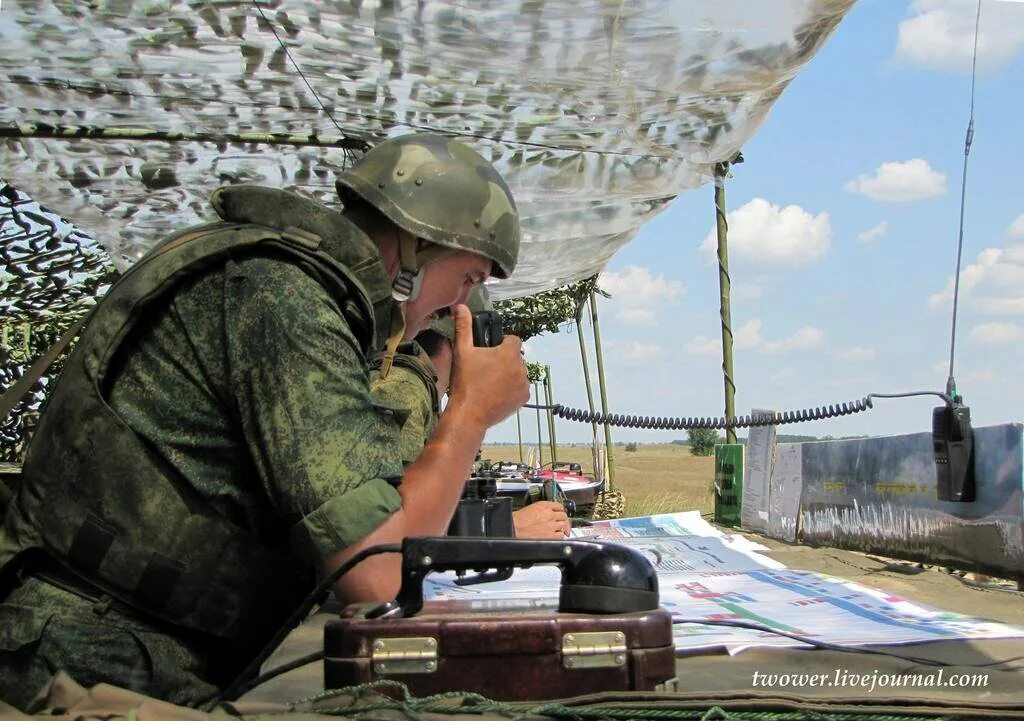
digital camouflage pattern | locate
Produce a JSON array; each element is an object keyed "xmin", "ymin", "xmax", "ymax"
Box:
[
  {"xmin": 0, "ymin": 578, "xmax": 222, "ymax": 709},
  {"xmin": 370, "ymin": 341, "xmax": 441, "ymax": 466},
  {"xmin": 381, "ymin": 286, "xmax": 492, "ymax": 463},
  {"xmin": 0, "ymin": 186, "xmax": 406, "ymax": 707},
  {"xmin": 336, "ymin": 134, "xmax": 520, "ymax": 278}
]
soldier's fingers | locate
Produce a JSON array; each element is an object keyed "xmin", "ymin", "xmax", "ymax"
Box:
[
  {"xmin": 452, "ymin": 304, "xmax": 473, "ymax": 352},
  {"xmin": 502, "ymin": 334, "xmax": 524, "ymax": 354}
]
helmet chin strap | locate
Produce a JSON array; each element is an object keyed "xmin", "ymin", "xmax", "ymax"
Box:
[
  {"xmin": 379, "ymin": 234, "xmax": 457, "ymax": 380},
  {"xmin": 376, "ymin": 301, "xmax": 407, "ymax": 381}
]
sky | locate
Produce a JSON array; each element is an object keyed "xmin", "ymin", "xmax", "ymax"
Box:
[{"xmin": 488, "ymin": 0, "xmax": 1024, "ymax": 446}]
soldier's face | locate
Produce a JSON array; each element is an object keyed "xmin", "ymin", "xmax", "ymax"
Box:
[{"xmin": 404, "ymin": 250, "xmax": 491, "ymax": 339}]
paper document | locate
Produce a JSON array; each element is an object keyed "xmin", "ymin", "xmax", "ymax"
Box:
[{"xmin": 424, "ymin": 512, "xmax": 1024, "ymax": 654}]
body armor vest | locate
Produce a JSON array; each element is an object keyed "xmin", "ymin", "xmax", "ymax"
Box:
[
  {"xmin": 1, "ymin": 186, "xmax": 394, "ymax": 644},
  {"xmin": 371, "ymin": 341, "xmax": 440, "ymax": 413}
]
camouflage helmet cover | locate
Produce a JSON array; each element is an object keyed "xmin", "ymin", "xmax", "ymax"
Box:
[{"xmin": 336, "ymin": 133, "xmax": 520, "ymax": 278}]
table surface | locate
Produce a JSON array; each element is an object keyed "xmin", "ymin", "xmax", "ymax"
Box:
[{"xmin": 239, "ymin": 530, "xmax": 1024, "ymax": 711}]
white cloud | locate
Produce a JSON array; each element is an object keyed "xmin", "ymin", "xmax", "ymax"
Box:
[
  {"xmin": 1007, "ymin": 214, "xmax": 1024, "ymax": 240},
  {"xmin": 685, "ymin": 336, "xmax": 720, "ymax": 357},
  {"xmin": 844, "ymin": 159, "xmax": 946, "ymax": 202},
  {"xmin": 734, "ymin": 318, "xmax": 764, "ymax": 350},
  {"xmin": 618, "ymin": 341, "xmax": 667, "ymax": 362},
  {"xmin": 969, "ymin": 321, "xmax": 1024, "ymax": 343},
  {"xmin": 600, "ymin": 265, "xmax": 684, "ymax": 324},
  {"xmin": 732, "ymin": 283, "xmax": 764, "ymax": 301},
  {"xmin": 700, "ymin": 198, "xmax": 831, "ymax": 268},
  {"xmin": 928, "ymin": 361, "xmax": 999, "ymax": 384},
  {"xmin": 834, "ymin": 346, "xmax": 877, "ymax": 362},
  {"xmin": 617, "ymin": 307, "xmax": 655, "ymax": 323},
  {"xmin": 929, "ymin": 243, "xmax": 1024, "ymax": 313},
  {"xmin": 975, "ymin": 297, "xmax": 1024, "ymax": 314},
  {"xmin": 688, "ymin": 319, "xmax": 822, "ymax": 356},
  {"xmin": 896, "ymin": 0, "xmax": 1024, "ymax": 73},
  {"xmin": 685, "ymin": 318, "xmax": 763, "ymax": 357},
  {"xmin": 763, "ymin": 326, "xmax": 825, "ymax": 353},
  {"xmin": 857, "ymin": 221, "xmax": 889, "ymax": 243}
]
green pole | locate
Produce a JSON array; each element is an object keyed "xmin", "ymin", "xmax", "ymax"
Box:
[
  {"xmin": 589, "ymin": 289, "xmax": 615, "ymax": 488},
  {"xmin": 516, "ymin": 408, "xmax": 524, "ymax": 463},
  {"xmin": 714, "ymin": 157, "xmax": 740, "ymax": 444},
  {"xmin": 576, "ymin": 313, "xmax": 600, "ymax": 444},
  {"xmin": 533, "ymin": 383, "xmax": 544, "ymax": 468},
  {"xmin": 544, "ymin": 365, "xmax": 558, "ymax": 463}
]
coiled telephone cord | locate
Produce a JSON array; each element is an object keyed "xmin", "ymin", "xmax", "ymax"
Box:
[{"xmin": 525, "ymin": 391, "xmax": 951, "ymax": 431}]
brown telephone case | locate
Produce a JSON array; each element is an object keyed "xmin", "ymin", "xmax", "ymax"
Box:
[{"xmin": 324, "ymin": 600, "xmax": 677, "ymax": 700}]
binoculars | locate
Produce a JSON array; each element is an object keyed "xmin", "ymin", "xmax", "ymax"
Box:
[{"xmin": 447, "ymin": 471, "xmax": 515, "ymax": 538}]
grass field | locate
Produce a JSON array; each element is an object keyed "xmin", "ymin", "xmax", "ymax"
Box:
[{"xmin": 481, "ymin": 443, "xmax": 716, "ymax": 518}]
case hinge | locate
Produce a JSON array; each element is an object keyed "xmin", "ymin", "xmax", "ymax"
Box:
[
  {"xmin": 562, "ymin": 631, "xmax": 627, "ymax": 669},
  {"xmin": 372, "ymin": 637, "xmax": 438, "ymax": 675}
]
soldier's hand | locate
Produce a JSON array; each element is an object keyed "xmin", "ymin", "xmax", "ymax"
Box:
[
  {"xmin": 448, "ymin": 304, "xmax": 530, "ymax": 428},
  {"xmin": 513, "ymin": 501, "xmax": 571, "ymax": 539}
]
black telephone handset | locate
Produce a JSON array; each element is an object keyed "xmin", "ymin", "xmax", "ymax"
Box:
[
  {"xmin": 471, "ymin": 310, "xmax": 504, "ymax": 347},
  {"xmin": 367, "ymin": 536, "xmax": 659, "ymax": 619},
  {"xmin": 933, "ymin": 399, "xmax": 975, "ymax": 503}
]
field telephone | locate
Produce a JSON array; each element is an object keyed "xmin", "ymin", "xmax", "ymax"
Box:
[{"xmin": 324, "ymin": 536, "xmax": 676, "ymax": 699}]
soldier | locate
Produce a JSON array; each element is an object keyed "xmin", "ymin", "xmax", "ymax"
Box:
[
  {"xmin": 0, "ymin": 134, "xmax": 529, "ymax": 708},
  {"xmin": 371, "ymin": 291, "xmax": 571, "ymax": 540}
]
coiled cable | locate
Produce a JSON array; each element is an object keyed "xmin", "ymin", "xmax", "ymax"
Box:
[{"xmin": 525, "ymin": 391, "xmax": 951, "ymax": 431}]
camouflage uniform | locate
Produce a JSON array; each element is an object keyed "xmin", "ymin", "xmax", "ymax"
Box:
[
  {"xmin": 0, "ymin": 186, "xmax": 404, "ymax": 707},
  {"xmin": 0, "ymin": 133, "xmax": 519, "ymax": 709},
  {"xmin": 370, "ymin": 343, "xmax": 441, "ymax": 466},
  {"xmin": 369, "ymin": 287, "xmax": 491, "ymax": 467}
]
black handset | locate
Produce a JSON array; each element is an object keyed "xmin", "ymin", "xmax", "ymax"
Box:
[
  {"xmin": 367, "ymin": 536, "xmax": 659, "ymax": 619},
  {"xmin": 933, "ymin": 400, "xmax": 975, "ymax": 502},
  {"xmin": 471, "ymin": 310, "xmax": 504, "ymax": 347}
]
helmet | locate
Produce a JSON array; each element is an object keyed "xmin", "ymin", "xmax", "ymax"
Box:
[
  {"xmin": 336, "ymin": 133, "xmax": 520, "ymax": 279},
  {"xmin": 427, "ymin": 285, "xmax": 492, "ymax": 340}
]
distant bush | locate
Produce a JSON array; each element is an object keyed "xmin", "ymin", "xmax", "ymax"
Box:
[
  {"xmin": 688, "ymin": 428, "xmax": 720, "ymax": 456},
  {"xmin": 625, "ymin": 442, "xmax": 638, "ymax": 452}
]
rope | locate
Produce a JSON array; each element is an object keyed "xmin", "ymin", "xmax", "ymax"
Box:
[{"xmin": 291, "ymin": 682, "xmax": 964, "ymax": 721}]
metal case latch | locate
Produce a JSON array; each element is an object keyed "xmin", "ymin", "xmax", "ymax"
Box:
[
  {"xmin": 372, "ymin": 637, "xmax": 438, "ymax": 674},
  {"xmin": 562, "ymin": 631, "xmax": 627, "ymax": 669}
]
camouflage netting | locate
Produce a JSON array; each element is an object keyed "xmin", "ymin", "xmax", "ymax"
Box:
[
  {"xmin": 0, "ymin": 1, "xmax": 857, "ymax": 458},
  {"xmin": 1, "ymin": 0, "xmax": 856, "ymax": 298},
  {"xmin": 0, "ymin": 184, "xmax": 115, "ymax": 461}
]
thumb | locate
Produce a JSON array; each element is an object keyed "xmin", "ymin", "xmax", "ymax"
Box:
[{"xmin": 452, "ymin": 304, "xmax": 473, "ymax": 352}]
